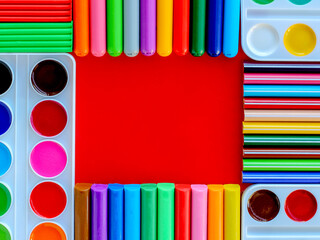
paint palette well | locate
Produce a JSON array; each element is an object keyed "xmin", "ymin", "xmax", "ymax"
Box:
[
  {"xmin": 241, "ymin": 0, "xmax": 320, "ymax": 61},
  {"xmin": 0, "ymin": 54, "xmax": 75, "ymax": 240},
  {"xmin": 242, "ymin": 184, "xmax": 320, "ymax": 240}
]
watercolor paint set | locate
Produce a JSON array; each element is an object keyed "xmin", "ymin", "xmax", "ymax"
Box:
[
  {"xmin": 0, "ymin": 54, "xmax": 75, "ymax": 240},
  {"xmin": 242, "ymin": 184, "xmax": 320, "ymax": 240},
  {"xmin": 241, "ymin": 0, "xmax": 320, "ymax": 61}
]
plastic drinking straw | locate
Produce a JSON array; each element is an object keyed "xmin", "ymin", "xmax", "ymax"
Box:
[
  {"xmin": 73, "ymin": 0, "xmax": 89, "ymax": 56},
  {"xmin": 223, "ymin": 0, "xmax": 240, "ymax": 58},
  {"xmin": 224, "ymin": 185, "xmax": 240, "ymax": 240},
  {"xmin": 207, "ymin": 0, "xmax": 223, "ymax": 57},
  {"xmin": 243, "ymin": 122, "xmax": 320, "ymax": 134},
  {"xmin": 243, "ymin": 85, "xmax": 320, "ymax": 98},
  {"xmin": 242, "ymin": 171, "xmax": 320, "ymax": 184},
  {"xmin": 175, "ymin": 184, "xmax": 191, "ymax": 240},
  {"xmin": 243, "ymin": 159, "xmax": 320, "ymax": 171},
  {"xmin": 75, "ymin": 183, "xmax": 92, "ymax": 240},
  {"xmin": 244, "ymin": 135, "xmax": 320, "ymax": 147},
  {"xmin": 124, "ymin": 0, "xmax": 139, "ymax": 57},
  {"xmin": 140, "ymin": 0, "xmax": 156, "ymax": 56},
  {"xmin": 244, "ymin": 109, "xmax": 320, "ymax": 122},
  {"xmin": 244, "ymin": 73, "xmax": 320, "ymax": 85},
  {"xmin": 191, "ymin": 0, "xmax": 206, "ymax": 57},
  {"xmin": 141, "ymin": 184, "xmax": 157, "ymax": 240},
  {"xmin": 0, "ymin": 47, "xmax": 72, "ymax": 52},
  {"xmin": 157, "ymin": 0, "xmax": 173, "ymax": 57},
  {"xmin": 244, "ymin": 62, "xmax": 320, "ymax": 73},
  {"xmin": 108, "ymin": 184, "xmax": 124, "ymax": 240},
  {"xmin": 90, "ymin": 0, "xmax": 106, "ymax": 57},
  {"xmin": 107, "ymin": 0, "xmax": 123, "ymax": 57},
  {"xmin": 0, "ymin": 0, "xmax": 72, "ymax": 22},
  {"xmin": 158, "ymin": 183, "xmax": 175, "ymax": 240},
  {"xmin": 243, "ymin": 148, "xmax": 320, "ymax": 159},
  {"xmin": 244, "ymin": 98, "xmax": 320, "ymax": 110},
  {"xmin": 191, "ymin": 184, "xmax": 208, "ymax": 240},
  {"xmin": 208, "ymin": 185, "xmax": 223, "ymax": 240},
  {"xmin": 173, "ymin": 0, "xmax": 189, "ymax": 56},
  {"xmin": 124, "ymin": 185, "xmax": 140, "ymax": 240},
  {"xmin": 91, "ymin": 184, "xmax": 108, "ymax": 240}
]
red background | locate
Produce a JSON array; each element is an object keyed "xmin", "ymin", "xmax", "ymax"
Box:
[{"xmin": 75, "ymin": 49, "xmax": 247, "ymax": 185}]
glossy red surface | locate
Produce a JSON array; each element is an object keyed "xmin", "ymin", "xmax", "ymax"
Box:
[{"xmin": 75, "ymin": 49, "xmax": 247, "ymax": 184}]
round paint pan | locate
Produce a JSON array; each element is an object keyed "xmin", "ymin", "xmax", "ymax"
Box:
[
  {"xmin": 252, "ymin": 0, "xmax": 274, "ymax": 4},
  {"xmin": 0, "ymin": 224, "xmax": 11, "ymax": 240},
  {"xmin": 248, "ymin": 189, "xmax": 280, "ymax": 222},
  {"xmin": 247, "ymin": 24, "xmax": 279, "ymax": 57},
  {"xmin": 285, "ymin": 189, "xmax": 317, "ymax": 222},
  {"xmin": 31, "ymin": 60, "xmax": 68, "ymax": 97},
  {"xmin": 284, "ymin": 23, "xmax": 316, "ymax": 57},
  {"xmin": 29, "ymin": 222, "xmax": 67, "ymax": 240},
  {"xmin": 0, "ymin": 142, "xmax": 12, "ymax": 177},
  {"xmin": 0, "ymin": 61, "xmax": 12, "ymax": 96},
  {"xmin": 30, "ymin": 181, "xmax": 67, "ymax": 219},
  {"xmin": 0, "ymin": 101, "xmax": 12, "ymax": 136},
  {"xmin": 30, "ymin": 141, "xmax": 67, "ymax": 179},
  {"xmin": 0, "ymin": 183, "xmax": 12, "ymax": 217},
  {"xmin": 30, "ymin": 100, "xmax": 68, "ymax": 137},
  {"xmin": 289, "ymin": 0, "xmax": 312, "ymax": 5}
]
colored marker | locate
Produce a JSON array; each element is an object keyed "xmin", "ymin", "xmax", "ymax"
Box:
[
  {"xmin": 90, "ymin": 0, "xmax": 106, "ymax": 57},
  {"xmin": 158, "ymin": 183, "xmax": 175, "ymax": 240},
  {"xmin": 91, "ymin": 184, "xmax": 108, "ymax": 240},
  {"xmin": 124, "ymin": 0, "xmax": 139, "ymax": 57},
  {"xmin": 191, "ymin": 184, "xmax": 208, "ymax": 240},
  {"xmin": 74, "ymin": 0, "xmax": 89, "ymax": 56},
  {"xmin": 141, "ymin": 0, "xmax": 156, "ymax": 56},
  {"xmin": 243, "ymin": 159, "xmax": 320, "ymax": 171},
  {"xmin": 75, "ymin": 183, "xmax": 92, "ymax": 240},
  {"xmin": 173, "ymin": 0, "xmax": 190, "ymax": 56},
  {"xmin": 224, "ymin": 184, "xmax": 240, "ymax": 240},
  {"xmin": 242, "ymin": 171, "xmax": 320, "ymax": 184},
  {"xmin": 244, "ymin": 62, "xmax": 320, "ymax": 74},
  {"xmin": 208, "ymin": 185, "xmax": 223, "ymax": 240},
  {"xmin": 244, "ymin": 148, "xmax": 320, "ymax": 159},
  {"xmin": 207, "ymin": 0, "xmax": 223, "ymax": 57},
  {"xmin": 244, "ymin": 73, "xmax": 320, "ymax": 85},
  {"xmin": 223, "ymin": 0, "xmax": 240, "ymax": 58},
  {"xmin": 175, "ymin": 184, "xmax": 191, "ymax": 240},
  {"xmin": 107, "ymin": 0, "xmax": 123, "ymax": 57},
  {"xmin": 157, "ymin": 0, "xmax": 173, "ymax": 57},
  {"xmin": 141, "ymin": 184, "xmax": 157, "ymax": 240},
  {"xmin": 244, "ymin": 85, "xmax": 320, "ymax": 98},
  {"xmin": 108, "ymin": 184, "xmax": 124, "ymax": 240},
  {"xmin": 243, "ymin": 122, "xmax": 320, "ymax": 135},
  {"xmin": 244, "ymin": 135, "xmax": 320, "ymax": 147},
  {"xmin": 191, "ymin": 0, "xmax": 206, "ymax": 57},
  {"xmin": 244, "ymin": 109, "xmax": 320, "ymax": 122},
  {"xmin": 244, "ymin": 98, "xmax": 320, "ymax": 110},
  {"xmin": 124, "ymin": 184, "xmax": 140, "ymax": 240}
]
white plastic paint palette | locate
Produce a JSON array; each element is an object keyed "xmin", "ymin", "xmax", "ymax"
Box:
[
  {"xmin": 242, "ymin": 184, "xmax": 320, "ymax": 240},
  {"xmin": 0, "ymin": 54, "xmax": 75, "ymax": 240},
  {"xmin": 241, "ymin": 0, "xmax": 320, "ymax": 61}
]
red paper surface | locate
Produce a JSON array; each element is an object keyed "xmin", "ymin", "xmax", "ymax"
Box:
[{"xmin": 75, "ymin": 49, "xmax": 247, "ymax": 185}]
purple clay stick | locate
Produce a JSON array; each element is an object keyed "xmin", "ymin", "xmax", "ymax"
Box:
[
  {"xmin": 91, "ymin": 184, "xmax": 108, "ymax": 240},
  {"xmin": 140, "ymin": 0, "xmax": 156, "ymax": 56}
]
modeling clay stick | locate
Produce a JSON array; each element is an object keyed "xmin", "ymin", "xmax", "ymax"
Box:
[
  {"xmin": 175, "ymin": 184, "xmax": 191, "ymax": 240},
  {"xmin": 75, "ymin": 183, "xmax": 92, "ymax": 240}
]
